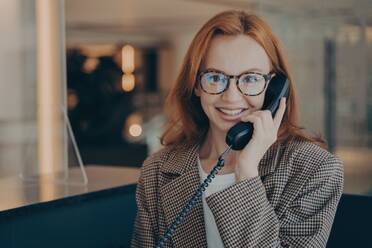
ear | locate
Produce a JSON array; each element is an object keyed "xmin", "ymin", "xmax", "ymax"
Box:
[{"xmin": 194, "ymin": 85, "xmax": 201, "ymax": 97}]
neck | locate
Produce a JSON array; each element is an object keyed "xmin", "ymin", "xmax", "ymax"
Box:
[{"xmin": 199, "ymin": 128, "xmax": 236, "ymax": 172}]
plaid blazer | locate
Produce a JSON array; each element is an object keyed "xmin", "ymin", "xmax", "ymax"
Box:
[{"xmin": 131, "ymin": 137, "xmax": 344, "ymax": 248}]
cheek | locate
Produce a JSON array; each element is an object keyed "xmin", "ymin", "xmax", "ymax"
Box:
[
  {"xmin": 243, "ymin": 95, "xmax": 265, "ymax": 110},
  {"xmin": 200, "ymin": 94, "xmax": 218, "ymax": 113},
  {"xmin": 249, "ymin": 81, "xmax": 269, "ymax": 109}
]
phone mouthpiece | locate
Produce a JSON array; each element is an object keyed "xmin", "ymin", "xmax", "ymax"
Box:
[{"xmin": 225, "ymin": 122, "xmax": 254, "ymax": 150}]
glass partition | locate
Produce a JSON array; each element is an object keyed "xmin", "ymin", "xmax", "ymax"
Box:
[{"xmin": 0, "ymin": 0, "xmax": 87, "ymax": 212}]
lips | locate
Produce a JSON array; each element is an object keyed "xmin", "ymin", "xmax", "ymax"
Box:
[
  {"xmin": 216, "ymin": 107, "xmax": 248, "ymax": 121},
  {"xmin": 217, "ymin": 108, "xmax": 246, "ymax": 115}
]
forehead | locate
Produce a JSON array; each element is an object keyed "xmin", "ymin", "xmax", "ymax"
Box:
[{"xmin": 203, "ymin": 34, "xmax": 271, "ymax": 74}]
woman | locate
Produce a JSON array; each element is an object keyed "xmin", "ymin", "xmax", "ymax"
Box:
[{"xmin": 131, "ymin": 10, "xmax": 343, "ymax": 248}]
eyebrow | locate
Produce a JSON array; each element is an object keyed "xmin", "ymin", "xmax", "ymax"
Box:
[{"xmin": 205, "ymin": 67, "xmax": 266, "ymax": 75}]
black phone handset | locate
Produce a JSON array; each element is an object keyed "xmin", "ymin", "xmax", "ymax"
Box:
[
  {"xmin": 156, "ymin": 74, "xmax": 289, "ymax": 248},
  {"xmin": 226, "ymin": 73, "xmax": 289, "ymax": 150}
]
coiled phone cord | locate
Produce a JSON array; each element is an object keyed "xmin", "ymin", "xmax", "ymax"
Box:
[{"xmin": 156, "ymin": 145, "xmax": 233, "ymax": 248}]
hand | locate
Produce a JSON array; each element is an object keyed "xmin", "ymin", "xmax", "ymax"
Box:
[{"xmin": 235, "ymin": 97, "xmax": 287, "ymax": 181}]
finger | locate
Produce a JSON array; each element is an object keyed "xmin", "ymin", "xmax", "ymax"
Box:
[
  {"xmin": 240, "ymin": 109, "xmax": 253, "ymax": 120},
  {"xmin": 249, "ymin": 110, "xmax": 273, "ymax": 130},
  {"xmin": 273, "ymin": 97, "xmax": 286, "ymax": 129},
  {"xmin": 240, "ymin": 112, "xmax": 258, "ymax": 122}
]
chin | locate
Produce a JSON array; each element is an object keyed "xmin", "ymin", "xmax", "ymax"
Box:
[
  {"xmin": 207, "ymin": 113, "xmax": 240, "ymax": 134},
  {"xmin": 215, "ymin": 122, "xmax": 238, "ymax": 133}
]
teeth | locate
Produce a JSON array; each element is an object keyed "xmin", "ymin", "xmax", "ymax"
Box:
[{"xmin": 218, "ymin": 108, "xmax": 245, "ymax": 116}]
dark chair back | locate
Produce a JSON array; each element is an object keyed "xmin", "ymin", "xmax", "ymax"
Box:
[{"xmin": 327, "ymin": 193, "xmax": 372, "ymax": 247}]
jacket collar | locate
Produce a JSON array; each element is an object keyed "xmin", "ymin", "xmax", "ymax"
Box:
[{"xmin": 160, "ymin": 141, "xmax": 282, "ymax": 177}]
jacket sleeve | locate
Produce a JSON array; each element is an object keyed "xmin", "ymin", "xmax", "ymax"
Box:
[
  {"xmin": 205, "ymin": 154, "xmax": 344, "ymax": 248},
  {"xmin": 131, "ymin": 159, "xmax": 158, "ymax": 247}
]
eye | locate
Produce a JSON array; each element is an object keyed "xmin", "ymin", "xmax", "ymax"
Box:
[
  {"xmin": 205, "ymin": 72, "xmax": 226, "ymax": 83},
  {"xmin": 241, "ymin": 74, "xmax": 264, "ymax": 83}
]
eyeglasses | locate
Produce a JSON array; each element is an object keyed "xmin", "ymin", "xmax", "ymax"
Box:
[{"xmin": 198, "ymin": 69, "xmax": 274, "ymax": 96}]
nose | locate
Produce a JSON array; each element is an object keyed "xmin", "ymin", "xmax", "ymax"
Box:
[{"xmin": 221, "ymin": 77, "xmax": 242, "ymax": 102}]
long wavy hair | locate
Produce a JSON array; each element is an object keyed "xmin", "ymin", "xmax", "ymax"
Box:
[{"xmin": 160, "ymin": 10, "xmax": 326, "ymax": 149}]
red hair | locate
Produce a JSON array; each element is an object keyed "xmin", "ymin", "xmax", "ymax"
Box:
[{"xmin": 160, "ymin": 10, "xmax": 326, "ymax": 149}]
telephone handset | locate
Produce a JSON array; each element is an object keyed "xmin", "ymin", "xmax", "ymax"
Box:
[
  {"xmin": 156, "ymin": 74, "xmax": 290, "ymax": 248},
  {"xmin": 226, "ymin": 73, "xmax": 290, "ymax": 150}
]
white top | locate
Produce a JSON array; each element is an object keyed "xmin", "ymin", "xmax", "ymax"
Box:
[{"xmin": 197, "ymin": 156, "xmax": 236, "ymax": 248}]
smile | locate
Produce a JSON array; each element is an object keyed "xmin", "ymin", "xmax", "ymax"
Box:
[{"xmin": 216, "ymin": 107, "xmax": 248, "ymax": 116}]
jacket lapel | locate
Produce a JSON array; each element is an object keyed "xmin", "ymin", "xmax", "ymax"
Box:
[{"xmin": 160, "ymin": 143, "xmax": 208, "ymax": 247}]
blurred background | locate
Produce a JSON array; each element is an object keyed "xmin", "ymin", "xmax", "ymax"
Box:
[{"xmin": 0, "ymin": 0, "xmax": 371, "ymax": 200}]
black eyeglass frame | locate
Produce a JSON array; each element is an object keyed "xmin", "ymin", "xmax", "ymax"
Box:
[{"xmin": 198, "ymin": 69, "xmax": 274, "ymax": 96}]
